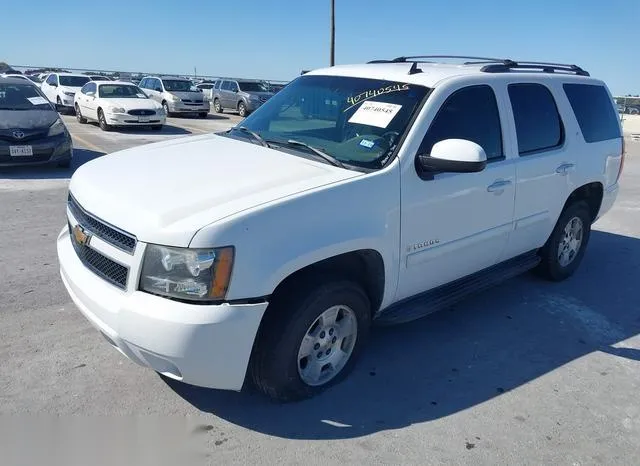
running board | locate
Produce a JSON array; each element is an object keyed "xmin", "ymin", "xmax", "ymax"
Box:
[{"xmin": 375, "ymin": 251, "xmax": 541, "ymax": 326}]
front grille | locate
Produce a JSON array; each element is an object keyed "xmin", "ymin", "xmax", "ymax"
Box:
[
  {"xmin": 0, "ymin": 128, "xmax": 49, "ymax": 142},
  {"xmin": 127, "ymin": 109, "xmax": 156, "ymax": 116},
  {"xmin": 182, "ymin": 99, "xmax": 192, "ymax": 103},
  {"xmin": 124, "ymin": 119, "xmax": 161, "ymax": 123},
  {"xmin": 69, "ymin": 223, "xmax": 129, "ymax": 289},
  {"xmin": 67, "ymin": 194, "xmax": 137, "ymax": 254}
]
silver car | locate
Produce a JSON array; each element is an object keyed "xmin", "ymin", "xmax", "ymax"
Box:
[
  {"xmin": 139, "ymin": 76, "xmax": 209, "ymax": 118},
  {"xmin": 212, "ymin": 79, "xmax": 274, "ymax": 117}
]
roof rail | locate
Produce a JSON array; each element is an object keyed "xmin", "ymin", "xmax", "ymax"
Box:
[{"xmin": 480, "ymin": 61, "xmax": 590, "ymax": 76}]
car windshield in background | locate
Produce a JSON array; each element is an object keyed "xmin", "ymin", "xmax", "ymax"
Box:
[
  {"xmin": 162, "ymin": 80, "xmax": 192, "ymax": 91},
  {"xmin": 59, "ymin": 75, "xmax": 91, "ymax": 87},
  {"xmin": 26, "ymin": 75, "xmax": 42, "ymax": 83},
  {"xmin": 98, "ymin": 85, "xmax": 146, "ymax": 98},
  {"xmin": 0, "ymin": 83, "xmax": 52, "ymax": 110},
  {"xmin": 239, "ymin": 81, "xmax": 270, "ymax": 92},
  {"xmin": 90, "ymin": 76, "xmax": 110, "ymax": 81},
  {"xmin": 236, "ymin": 75, "xmax": 429, "ymax": 169}
]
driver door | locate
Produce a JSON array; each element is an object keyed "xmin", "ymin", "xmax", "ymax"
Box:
[{"xmin": 396, "ymin": 84, "xmax": 516, "ymax": 300}]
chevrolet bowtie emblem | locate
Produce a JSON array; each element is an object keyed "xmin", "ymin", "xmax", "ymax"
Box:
[{"xmin": 73, "ymin": 224, "xmax": 91, "ymax": 246}]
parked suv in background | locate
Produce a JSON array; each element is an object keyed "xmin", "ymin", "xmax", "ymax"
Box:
[
  {"xmin": 40, "ymin": 73, "xmax": 91, "ymax": 113},
  {"xmin": 58, "ymin": 56, "xmax": 623, "ymax": 402},
  {"xmin": 138, "ymin": 76, "xmax": 209, "ymax": 118},
  {"xmin": 212, "ymin": 79, "xmax": 274, "ymax": 117}
]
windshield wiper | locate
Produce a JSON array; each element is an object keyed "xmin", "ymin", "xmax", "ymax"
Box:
[
  {"xmin": 231, "ymin": 126, "xmax": 270, "ymax": 148},
  {"xmin": 283, "ymin": 139, "xmax": 346, "ymax": 169}
]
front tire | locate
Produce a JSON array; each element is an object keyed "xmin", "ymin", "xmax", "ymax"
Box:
[
  {"xmin": 75, "ymin": 104, "xmax": 87, "ymax": 123},
  {"xmin": 162, "ymin": 101, "xmax": 171, "ymax": 117},
  {"xmin": 536, "ymin": 201, "xmax": 591, "ymax": 281},
  {"xmin": 238, "ymin": 101, "xmax": 247, "ymax": 117},
  {"xmin": 251, "ymin": 279, "xmax": 371, "ymax": 402},
  {"xmin": 213, "ymin": 99, "xmax": 222, "ymax": 113},
  {"xmin": 98, "ymin": 109, "xmax": 111, "ymax": 131}
]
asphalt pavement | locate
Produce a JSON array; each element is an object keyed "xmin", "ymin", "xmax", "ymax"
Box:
[{"xmin": 0, "ymin": 113, "xmax": 639, "ymax": 465}]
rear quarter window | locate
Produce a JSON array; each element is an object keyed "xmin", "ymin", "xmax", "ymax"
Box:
[{"xmin": 563, "ymin": 83, "xmax": 621, "ymax": 143}]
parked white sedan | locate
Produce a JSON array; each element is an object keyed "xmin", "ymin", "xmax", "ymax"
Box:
[{"xmin": 74, "ymin": 81, "xmax": 165, "ymax": 131}]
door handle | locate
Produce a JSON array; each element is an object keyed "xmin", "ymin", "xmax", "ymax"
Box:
[
  {"xmin": 556, "ymin": 163, "xmax": 575, "ymax": 175},
  {"xmin": 487, "ymin": 179, "xmax": 512, "ymax": 193}
]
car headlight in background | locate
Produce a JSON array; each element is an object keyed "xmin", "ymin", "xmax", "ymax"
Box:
[
  {"xmin": 63, "ymin": 91, "xmax": 75, "ymax": 96},
  {"xmin": 140, "ymin": 245, "xmax": 234, "ymax": 302},
  {"xmin": 168, "ymin": 94, "xmax": 180, "ymax": 102},
  {"xmin": 47, "ymin": 118, "xmax": 66, "ymax": 137},
  {"xmin": 108, "ymin": 106, "xmax": 126, "ymax": 114}
]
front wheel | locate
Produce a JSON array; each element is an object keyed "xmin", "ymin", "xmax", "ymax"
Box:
[
  {"xmin": 98, "ymin": 109, "xmax": 111, "ymax": 131},
  {"xmin": 162, "ymin": 101, "xmax": 171, "ymax": 117},
  {"xmin": 535, "ymin": 201, "xmax": 592, "ymax": 281},
  {"xmin": 75, "ymin": 104, "xmax": 87, "ymax": 123},
  {"xmin": 251, "ymin": 279, "xmax": 371, "ymax": 402},
  {"xmin": 238, "ymin": 101, "xmax": 247, "ymax": 118},
  {"xmin": 213, "ymin": 99, "xmax": 222, "ymax": 113}
]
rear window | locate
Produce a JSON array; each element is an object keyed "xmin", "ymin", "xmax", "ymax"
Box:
[
  {"xmin": 508, "ymin": 83, "xmax": 564, "ymax": 155},
  {"xmin": 563, "ymin": 84, "xmax": 621, "ymax": 143}
]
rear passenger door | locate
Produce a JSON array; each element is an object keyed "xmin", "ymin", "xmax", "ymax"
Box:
[{"xmin": 502, "ymin": 82, "xmax": 570, "ymax": 259}]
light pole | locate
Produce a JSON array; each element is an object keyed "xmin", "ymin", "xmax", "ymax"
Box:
[{"xmin": 330, "ymin": 0, "xmax": 335, "ymax": 66}]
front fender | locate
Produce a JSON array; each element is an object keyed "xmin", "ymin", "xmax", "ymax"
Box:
[{"xmin": 189, "ymin": 164, "xmax": 401, "ymax": 308}]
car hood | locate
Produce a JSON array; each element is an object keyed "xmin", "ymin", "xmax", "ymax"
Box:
[
  {"xmin": 69, "ymin": 134, "xmax": 361, "ymax": 246},
  {"xmin": 242, "ymin": 91, "xmax": 274, "ymax": 98},
  {"xmin": 60, "ymin": 86, "xmax": 83, "ymax": 94},
  {"xmin": 98, "ymin": 98, "xmax": 160, "ymax": 110},
  {"xmin": 0, "ymin": 109, "xmax": 58, "ymax": 130},
  {"xmin": 170, "ymin": 91, "xmax": 204, "ymax": 101}
]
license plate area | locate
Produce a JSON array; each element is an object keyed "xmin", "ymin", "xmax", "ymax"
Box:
[
  {"xmin": 10, "ymin": 145, "xmax": 33, "ymax": 157},
  {"xmin": 138, "ymin": 116, "xmax": 150, "ymax": 123}
]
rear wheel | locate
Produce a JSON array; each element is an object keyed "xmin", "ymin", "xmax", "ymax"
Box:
[
  {"xmin": 213, "ymin": 99, "xmax": 222, "ymax": 113},
  {"xmin": 98, "ymin": 109, "xmax": 111, "ymax": 131},
  {"xmin": 238, "ymin": 101, "xmax": 247, "ymax": 117},
  {"xmin": 536, "ymin": 201, "xmax": 592, "ymax": 281},
  {"xmin": 75, "ymin": 104, "xmax": 87, "ymax": 123},
  {"xmin": 251, "ymin": 279, "xmax": 371, "ymax": 402}
]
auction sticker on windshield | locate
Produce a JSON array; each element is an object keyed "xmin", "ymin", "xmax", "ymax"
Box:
[
  {"xmin": 348, "ymin": 101, "xmax": 402, "ymax": 128},
  {"xmin": 27, "ymin": 96, "xmax": 48, "ymax": 105}
]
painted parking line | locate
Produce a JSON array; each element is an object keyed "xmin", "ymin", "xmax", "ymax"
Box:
[{"xmin": 71, "ymin": 133, "xmax": 108, "ymax": 153}]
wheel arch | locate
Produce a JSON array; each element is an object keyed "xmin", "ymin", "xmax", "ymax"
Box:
[{"xmin": 563, "ymin": 182, "xmax": 604, "ymax": 222}]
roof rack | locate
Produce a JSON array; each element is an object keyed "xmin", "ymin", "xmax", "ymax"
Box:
[{"xmin": 367, "ymin": 56, "xmax": 589, "ymax": 76}]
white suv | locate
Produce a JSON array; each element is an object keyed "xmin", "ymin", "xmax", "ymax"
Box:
[
  {"xmin": 57, "ymin": 56, "xmax": 624, "ymax": 401},
  {"xmin": 40, "ymin": 73, "xmax": 91, "ymax": 112}
]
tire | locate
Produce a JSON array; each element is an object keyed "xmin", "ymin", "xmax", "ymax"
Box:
[
  {"xmin": 151, "ymin": 125, "xmax": 163, "ymax": 131},
  {"xmin": 535, "ymin": 201, "xmax": 591, "ymax": 281},
  {"xmin": 213, "ymin": 99, "xmax": 223, "ymax": 113},
  {"xmin": 56, "ymin": 96, "xmax": 67, "ymax": 114},
  {"xmin": 251, "ymin": 279, "xmax": 371, "ymax": 402},
  {"xmin": 162, "ymin": 101, "xmax": 171, "ymax": 117},
  {"xmin": 75, "ymin": 104, "xmax": 87, "ymax": 124},
  {"xmin": 198, "ymin": 112, "xmax": 208, "ymax": 118},
  {"xmin": 98, "ymin": 109, "xmax": 111, "ymax": 131},
  {"xmin": 238, "ymin": 101, "xmax": 247, "ymax": 117}
]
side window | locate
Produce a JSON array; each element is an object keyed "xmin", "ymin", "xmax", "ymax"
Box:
[
  {"xmin": 221, "ymin": 81, "xmax": 231, "ymax": 91},
  {"xmin": 419, "ymin": 85, "xmax": 503, "ymax": 160},
  {"xmin": 508, "ymin": 83, "xmax": 564, "ymax": 155},
  {"xmin": 563, "ymin": 84, "xmax": 621, "ymax": 143},
  {"xmin": 87, "ymin": 83, "xmax": 96, "ymax": 94},
  {"xmin": 139, "ymin": 78, "xmax": 148, "ymax": 89},
  {"xmin": 80, "ymin": 83, "xmax": 90, "ymax": 94},
  {"xmin": 46, "ymin": 74, "xmax": 56, "ymax": 85},
  {"xmin": 230, "ymin": 81, "xmax": 239, "ymax": 92},
  {"xmin": 214, "ymin": 80, "xmax": 221, "ymax": 90}
]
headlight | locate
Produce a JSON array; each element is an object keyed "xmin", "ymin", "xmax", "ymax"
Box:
[
  {"xmin": 140, "ymin": 245, "xmax": 234, "ymax": 302},
  {"xmin": 63, "ymin": 91, "xmax": 75, "ymax": 96},
  {"xmin": 47, "ymin": 118, "xmax": 66, "ymax": 137},
  {"xmin": 249, "ymin": 95, "xmax": 260, "ymax": 101},
  {"xmin": 168, "ymin": 94, "xmax": 180, "ymax": 102},
  {"xmin": 108, "ymin": 106, "xmax": 126, "ymax": 114}
]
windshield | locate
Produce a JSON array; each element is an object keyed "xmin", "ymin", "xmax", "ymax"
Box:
[
  {"xmin": 98, "ymin": 84, "xmax": 146, "ymax": 98},
  {"xmin": 162, "ymin": 79, "xmax": 193, "ymax": 92},
  {"xmin": 0, "ymin": 83, "xmax": 52, "ymax": 110},
  {"xmin": 239, "ymin": 81, "xmax": 270, "ymax": 92},
  {"xmin": 59, "ymin": 75, "xmax": 90, "ymax": 87},
  {"xmin": 236, "ymin": 75, "xmax": 428, "ymax": 169},
  {"xmin": 90, "ymin": 76, "xmax": 110, "ymax": 81},
  {"xmin": 27, "ymin": 75, "xmax": 42, "ymax": 83}
]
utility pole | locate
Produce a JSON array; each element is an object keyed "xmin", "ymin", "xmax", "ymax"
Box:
[{"xmin": 330, "ymin": 0, "xmax": 335, "ymax": 66}]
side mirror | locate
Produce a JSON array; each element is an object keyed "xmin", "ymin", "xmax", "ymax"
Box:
[
  {"xmin": 155, "ymin": 87, "xmax": 162, "ymax": 92},
  {"xmin": 50, "ymin": 82, "xmax": 58, "ymax": 87},
  {"xmin": 416, "ymin": 139, "xmax": 487, "ymax": 176},
  {"xmin": 232, "ymin": 88, "xmax": 239, "ymax": 93},
  {"xmin": 86, "ymin": 91, "xmax": 95, "ymax": 97}
]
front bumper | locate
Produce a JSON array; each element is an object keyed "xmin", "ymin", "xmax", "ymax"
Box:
[
  {"xmin": 105, "ymin": 112, "xmax": 166, "ymax": 126},
  {"xmin": 167, "ymin": 101, "xmax": 209, "ymax": 113},
  {"xmin": 59, "ymin": 94, "xmax": 75, "ymax": 107},
  {"xmin": 57, "ymin": 227, "xmax": 268, "ymax": 390},
  {"xmin": 0, "ymin": 133, "xmax": 72, "ymax": 166}
]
